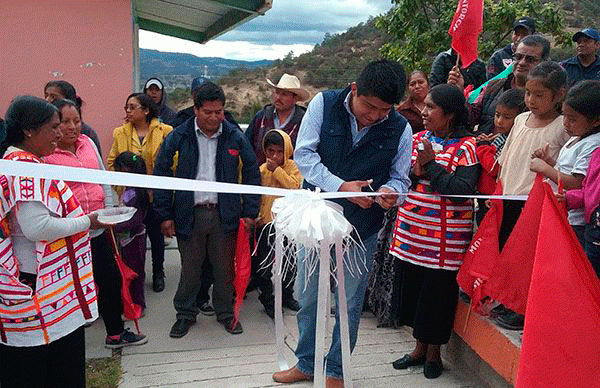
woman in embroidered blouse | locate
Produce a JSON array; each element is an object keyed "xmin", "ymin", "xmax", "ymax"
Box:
[
  {"xmin": 389, "ymin": 84, "xmax": 479, "ymax": 379},
  {"xmin": 45, "ymin": 99, "xmax": 147, "ymax": 349},
  {"xmin": 107, "ymin": 93, "xmax": 173, "ymax": 292},
  {"xmin": 0, "ymin": 96, "xmax": 106, "ymax": 388}
]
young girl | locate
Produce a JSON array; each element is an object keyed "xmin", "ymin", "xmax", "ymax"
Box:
[
  {"xmin": 475, "ymin": 89, "xmax": 526, "ymax": 223},
  {"xmin": 493, "ymin": 61, "xmax": 570, "ymax": 330},
  {"xmin": 531, "ymin": 80, "xmax": 600, "ymax": 245},
  {"xmin": 560, "ymin": 81, "xmax": 600, "ymax": 276},
  {"xmin": 113, "ymin": 151, "xmax": 150, "ymax": 310}
]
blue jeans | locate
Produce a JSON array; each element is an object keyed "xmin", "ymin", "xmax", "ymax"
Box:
[{"xmin": 294, "ymin": 233, "xmax": 378, "ymax": 378}]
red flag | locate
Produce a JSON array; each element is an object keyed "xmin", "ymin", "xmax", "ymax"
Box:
[
  {"xmin": 107, "ymin": 228, "xmax": 143, "ymax": 334},
  {"xmin": 516, "ymin": 182, "xmax": 600, "ymax": 388},
  {"xmin": 233, "ymin": 219, "xmax": 252, "ymax": 326},
  {"xmin": 486, "ymin": 175, "xmax": 546, "ymax": 315},
  {"xmin": 448, "ymin": 0, "xmax": 484, "ymax": 68},
  {"xmin": 457, "ymin": 184, "xmax": 503, "ymax": 314}
]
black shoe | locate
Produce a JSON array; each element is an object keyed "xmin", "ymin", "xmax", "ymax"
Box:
[
  {"xmin": 198, "ymin": 302, "xmax": 215, "ymax": 316},
  {"xmin": 153, "ymin": 272, "xmax": 165, "ymax": 292},
  {"xmin": 264, "ymin": 305, "xmax": 275, "ymax": 319},
  {"xmin": 282, "ymin": 298, "xmax": 301, "ymax": 311},
  {"xmin": 219, "ymin": 317, "xmax": 243, "ymax": 334},
  {"xmin": 423, "ymin": 360, "xmax": 443, "ymax": 379},
  {"xmin": 105, "ymin": 329, "xmax": 147, "ymax": 349},
  {"xmin": 392, "ymin": 354, "xmax": 426, "ymax": 370},
  {"xmin": 494, "ymin": 309, "xmax": 525, "ymax": 330},
  {"xmin": 169, "ymin": 318, "xmax": 196, "ymax": 338}
]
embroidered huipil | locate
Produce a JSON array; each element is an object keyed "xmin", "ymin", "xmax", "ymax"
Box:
[
  {"xmin": 389, "ymin": 131, "xmax": 478, "ymax": 270},
  {"xmin": 0, "ymin": 150, "xmax": 98, "ymax": 346}
]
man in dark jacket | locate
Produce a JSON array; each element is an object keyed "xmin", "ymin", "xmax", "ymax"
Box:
[
  {"xmin": 561, "ymin": 28, "xmax": 600, "ymax": 87},
  {"xmin": 153, "ymin": 81, "xmax": 260, "ymax": 338},
  {"xmin": 429, "ymin": 48, "xmax": 486, "ymax": 90},
  {"xmin": 144, "ymin": 77, "xmax": 177, "ymax": 126},
  {"xmin": 469, "ymin": 34, "xmax": 550, "ymax": 133},
  {"xmin": 486, "ymin": 17, "xmax": 536, "ymax": 80},
  {"xmin": 245, "ymin": 73, "xmax": 309, "ymax": 165},
  {"xmin": 271, "ymin": 60, "xmax": 412, "ymax": 387}
]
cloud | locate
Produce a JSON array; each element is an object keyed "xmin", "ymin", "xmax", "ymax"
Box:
[
  {"xmin": 222, "ymin": 0, "xmax": 392, "ymax": 45},
  {"xmin": 139, "ymin": 32, "xmax": 314, "ymax": 61},
  {"xmin": 138, "ymin": 0, "xmax": 393, "ymax": 61}
]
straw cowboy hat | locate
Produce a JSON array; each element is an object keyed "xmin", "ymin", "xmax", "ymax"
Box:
[{"xmin": 266, "ymin": 73, "xmax": 310, "ymax": 101}]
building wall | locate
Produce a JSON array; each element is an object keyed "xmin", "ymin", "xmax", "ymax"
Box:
[{"xmin": 1, "ymin": 0, "xmax": 134, "ymax": 159}]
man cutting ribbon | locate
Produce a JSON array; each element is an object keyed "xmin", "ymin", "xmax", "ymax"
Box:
[{"xmin": 271, "ymin": 60, "xmax": 412, "ymax": 388}]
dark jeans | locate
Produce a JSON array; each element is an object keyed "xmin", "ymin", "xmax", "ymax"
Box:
[
  {"xmin": 174, "ymin": 207, "xmax": 236, "ymax": 321},
  {"xmin": 252, "ymin": 223, "xmax": 295, "ymax": 308},
  {"xmin": 91, "ymin": 232, "xmax": 124, "ymax": 336},
  {"xmin": 0, "ymin": 326, "xmax": 85, "ymax": 388},
  {"xmin": 145, "ymin": 206, "xmax": 165, "ymax": 275},
  {"xmin": 499, "ymin": 199, "xmax": 525, "ymax": 250}
]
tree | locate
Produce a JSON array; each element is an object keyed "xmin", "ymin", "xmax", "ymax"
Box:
[{"xmin": 376, "ymin": 0, "xmax": 570, "ymax": 73}]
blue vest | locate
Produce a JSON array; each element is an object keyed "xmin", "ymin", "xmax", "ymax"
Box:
[{"xmin": 304, "ymin": 87, "xmax": 408, "ymax": 239}]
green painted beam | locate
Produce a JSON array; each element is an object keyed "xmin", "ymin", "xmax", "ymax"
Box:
[
  {"xmin": 202, "ymin": 9, "xmax": 252, "ymax": 42},
  {"xmin": 137, "ymin": 17, "xmax": 208, "ymax": 43},
  {"xmin": 208, "ymin": 0, "xmax": 266, "ymax": 14}
]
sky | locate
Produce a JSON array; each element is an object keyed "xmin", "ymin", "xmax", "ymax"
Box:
[{"xmin": 138, "ymin": 0, "xmax": 394, "ymax": 62}]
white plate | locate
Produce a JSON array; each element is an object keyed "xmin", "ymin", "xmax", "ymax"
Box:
[{"xmin": 96, "ymin": 207, "xmax": 137, "ymax": 224}]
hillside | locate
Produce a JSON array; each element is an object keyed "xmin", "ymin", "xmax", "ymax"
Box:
[
  {"xmin": 139, "ymin": 49, "xmax": 271, "ymax": 90},
  {"xmin": 149, "ymin": 1, "xmax": 599, "ymax": 123}
]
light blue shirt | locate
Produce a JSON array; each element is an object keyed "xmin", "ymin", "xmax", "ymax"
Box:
[
  {"xmin": 294, "ymin": 91, "xmax": 412, "ymax": 196},
  {"xmin": 194, "ymin": 120, "xmax": 222, "ymax": 205}
]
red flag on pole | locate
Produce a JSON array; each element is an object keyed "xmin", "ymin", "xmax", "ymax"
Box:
[
  {"xmin": 233, "ymin": 219, "xmax": 251, "ymax": 327},
  {"xmin": 516, "ymin": 181, "xmax": 600, "ymax": 388},
  {"xmin": 457, "ymin": 183, "xmax": 503, "ymax": 314},
  {"xmin": 485, "ymin": 175, "xmax": 546, "ymax": 315},
  {"xmin": 448, "ymin": 0, "xmax": 484, "ymax": 68}
]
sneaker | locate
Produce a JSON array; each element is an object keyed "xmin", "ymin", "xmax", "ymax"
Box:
[
  {"xmin": 105, "ymin": 329, "xmax": 147, "ymax": 349},
  {"xmin": 153, "ymin": 272, "xmax": 165, "ymax": 292},
  {"xmin": 198, "ymin": 302, "xmax": 215, "ymax": 316}
]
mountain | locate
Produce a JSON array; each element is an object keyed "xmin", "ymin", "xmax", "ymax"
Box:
[{"xmin": 139, "ymin": 49, "xmax": 272, "ymax": 90}]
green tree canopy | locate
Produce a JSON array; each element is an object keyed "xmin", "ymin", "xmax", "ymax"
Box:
[{"xmin": 377, "ymin": 0, "xmax": 570, "ymax": 73}]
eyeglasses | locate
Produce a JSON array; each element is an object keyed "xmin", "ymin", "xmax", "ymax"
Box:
[
  {"xmin": 513, "ymin": 53, "xmax": 541, "ymax": 64},
  {"xmin": 124, "ymin": 104, "xmax": 142, "ymax": 112}
]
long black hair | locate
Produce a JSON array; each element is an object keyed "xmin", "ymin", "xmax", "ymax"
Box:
[
  {"xmin": 0, "ymin": 96, "xmax": 57, "ymax": 156},
  {"xmin": 428, "ymin": 84, "xmax": 467, "ymax": 129},
  {"xmin": 44, "ymin": 80, "xmax": 83, "ymax": 108}
]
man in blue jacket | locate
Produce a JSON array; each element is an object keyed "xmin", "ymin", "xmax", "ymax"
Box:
[
  {"xmin": 153, "ymin": 81, "xmax": 260, "ymax": 338},
  {"xmin": 272, "ymin": 60, "xmax": 412, "ymax": 388},
  {"xmin": 561, "ymin": 28, "xmax": 600, "ymax": 87}
]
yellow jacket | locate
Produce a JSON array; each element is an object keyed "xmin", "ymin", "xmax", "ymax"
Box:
[
  {"xmin": 258, "ymin": 129, "xmax": 302, "ymax": 225},
  {"xmin": 107, "ymin": 117, "xmax": 173, "ymax": 174}
]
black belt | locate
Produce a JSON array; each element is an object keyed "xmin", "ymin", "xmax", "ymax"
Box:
[{"xmin": 195, "ymin": 203, "xmax": 218, "ymax": 209}]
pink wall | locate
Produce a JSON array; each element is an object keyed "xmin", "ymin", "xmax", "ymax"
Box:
[{"xmin": 0, "ymin": 0, "xmax": 134, "ymax": 159}]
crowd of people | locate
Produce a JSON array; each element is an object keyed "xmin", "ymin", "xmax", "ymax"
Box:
[{"xmin": 0, "ymin": 17, "xmax": 599, "ymax": 388}]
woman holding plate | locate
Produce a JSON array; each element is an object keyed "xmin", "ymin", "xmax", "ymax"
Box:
[
  {"xmin": 45, "ymin": 98, "xmax": 147, "ymax": 349},
  {"xmin": 0, "ymin": 96, "xmax": 104, "ymax": 387}
]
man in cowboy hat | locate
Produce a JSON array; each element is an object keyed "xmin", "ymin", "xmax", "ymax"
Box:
[{"xmin": 245, "ymin": 73, "xmax": 310, "ymax": 165}]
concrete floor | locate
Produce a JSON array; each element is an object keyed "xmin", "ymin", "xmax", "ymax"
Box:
[{"xmin": 85, "ymin": 241, "xmax": 482, "ymax": 388}]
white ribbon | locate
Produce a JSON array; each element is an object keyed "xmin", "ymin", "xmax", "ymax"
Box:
[{"xmin": 272, "ymin": 192, "xmax": 364, "ymax": 387}]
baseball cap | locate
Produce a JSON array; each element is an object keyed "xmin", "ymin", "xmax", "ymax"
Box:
[
  {"xmin": 513, "ymin": 17, "xmax": 536, "ymax": 34},
  {"xmin": 144, "ymin": 78, "xmax": 163, "ymax": 90},
  {"xmin": 191, "ymin": 77, "xmax": 209, "ymax": 93},
  {"xmin": 573, "ymin": 28, "xmax": 600, "ymax": 42}
]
